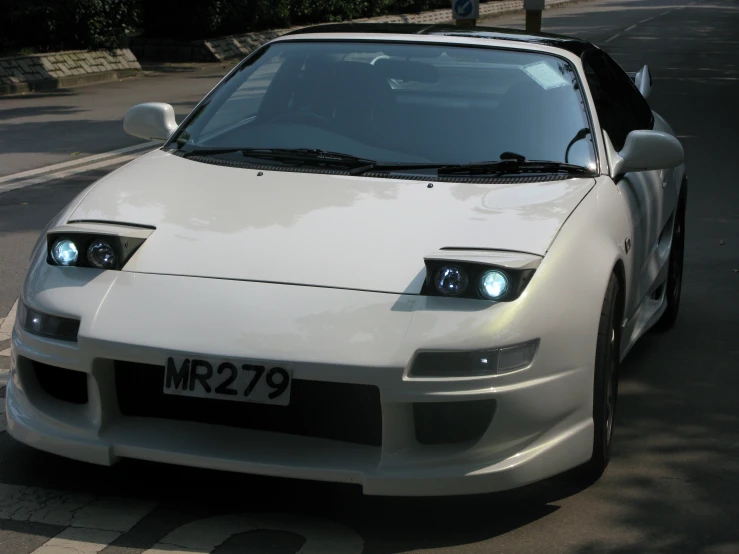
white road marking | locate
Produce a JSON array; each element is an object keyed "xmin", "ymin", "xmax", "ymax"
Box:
[
  {"xmin": 31, "ymin": 527, "xmax": 121, "ymax": 554},
  {"xmin": 640, "ymin": 16, "xmax": 655, "ymax": 23},
  {"xmin": 604, "ymin": 33, "xmax": 621, "ymax": 43},
  {"xmin": 0, "ymin": 151, "xmax": 156, "ymax": 194},
  {"xmin": 143, "ymin": 513, "xmax": 364, "ymax": 554},
  {"xmin": 625, "ymin": 24, "xmax": 637, "ymax": 32},
  {"xmin": 0, "ymin": 482, "xmax": 156, "ymax": 553},
  {"xmin": 0, "ymin": 142, "xmax": 158, "ymax": 186},
  {"xmin": 0, "ymin": 300, "xmax": 17, "ymax": 342},
  {"xmin": 660, "ymin": 10, "xmax": 672, "ymax": 16},
  {"xmin": 0, "ymin": 481, "xmax": 365, "ymax": 553}
]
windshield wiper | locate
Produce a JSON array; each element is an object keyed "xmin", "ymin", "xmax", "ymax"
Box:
[
  {"xmin": 349, "ymin": 161, "xmax": 451, "ymax": 175},
  {"xmin": 177, "ymin": 148, "xmax": 595, "ymax": 178},
  {"xmin": 351, "ymin": 158, "xmax": 595, "ymax": 177},
  {"xmin": 264, "ymin": 148, "xmax": 374, "ymax": 163},
  {"xmin": 178, "ymin": 147, "xmax": 375, "ymax": 166},
  {"xmin": 436, "ymin": 159, "xmax": 596, "ymax": 176}
]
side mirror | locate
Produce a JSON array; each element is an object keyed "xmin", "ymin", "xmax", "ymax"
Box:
[
  {"xmin": 611, "ymin": 130, "xmax": 684, "ymax": 178},
  {"xmin": 123, "ymin": 102, "xmax": 177, "ymax": 141}
]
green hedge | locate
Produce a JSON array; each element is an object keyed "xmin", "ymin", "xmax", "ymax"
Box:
[
  {"xmin": 0, "ymin": 0, "xmax": 141, "ymax": 54},
  {"xmin": 0, "ymin": 0, "xmax": 464, "ymax": 53}
]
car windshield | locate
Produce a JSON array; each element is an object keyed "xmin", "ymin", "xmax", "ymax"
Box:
[{"xmin": 170, "ymin": 40, "xmax": 597, "ymax": 170}]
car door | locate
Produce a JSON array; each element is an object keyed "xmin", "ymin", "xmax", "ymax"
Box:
[{"xmin": 582, "ymin": 49, "xmax": 665, "ymax": 319}]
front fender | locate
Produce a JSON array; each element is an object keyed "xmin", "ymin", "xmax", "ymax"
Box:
[{"xmin": 531, "ymin": 177, "xmax": 633, "ymax": 363}]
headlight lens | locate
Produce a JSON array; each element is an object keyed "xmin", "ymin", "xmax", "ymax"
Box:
[
  {"xmin": 423, "ymin": 259, "xmax": 536, "ymax": 302},
  {"xmin": 87, "ymin": 239, "xmax": 117, "ymax": 269},
  {"xmin": 50, "ymin": 239, "xmax": 79, "ymax": 266},
  {"xmin": 18, "ymin": 302, "xmax": 80, "ymax": 342},
  {"xmin": 409, "ymin": 339, "xmax": 539, "ymax": 377},
  {"xmin": 46, "ymin": 232, "xmax": 147, "ymax": 270},
  {"xmin": 433, "ymin": 265, "xmax": 469, "ymax": 297},
  {"xmin": 478, "ymin": 270, "xmax": 509, "ymax": 300}
]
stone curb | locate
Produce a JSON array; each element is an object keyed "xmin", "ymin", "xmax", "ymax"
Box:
[
  {"xmin": 0, "ymin": 69, "xmax": 142, "ymax": 96},
  {"xmin": 0, "ymin": 48, "xmax": 142, "ymax": 96}
]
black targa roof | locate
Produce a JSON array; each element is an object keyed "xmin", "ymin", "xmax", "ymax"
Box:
[{"xmin": 284, "ymin": 23, "xmax": 592, "ymax": 56}]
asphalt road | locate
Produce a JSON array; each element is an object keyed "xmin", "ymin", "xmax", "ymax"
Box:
[
  {"xmin": 1, "ymin": 0, "xmax": 739, "ymax": 552},
  {"xmin": 0, "ymin": 62, "xmax": 238, "ymax": 178}
]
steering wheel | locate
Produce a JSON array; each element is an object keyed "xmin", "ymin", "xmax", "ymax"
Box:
[{"xmin": 268, "ymin": 112, "xmax": 335, "ymax": 131}]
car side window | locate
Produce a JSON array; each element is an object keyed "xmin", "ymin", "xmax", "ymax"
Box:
[
  {"xmin": 601, "ymin": 53, "xmax": 654, "ymax": 131},
  {"xmin": 581, "ymin": 49, "xmax": 653, "ymax": 151}
]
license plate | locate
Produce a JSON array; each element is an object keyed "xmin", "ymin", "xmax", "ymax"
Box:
[{"xmin": 162, "ymin": 356, "xmax": 292, "ymax": 406}]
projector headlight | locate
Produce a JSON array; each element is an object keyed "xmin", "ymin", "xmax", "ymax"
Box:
[
  {"xmin": 433, "ymin": 265, "xmax": 469, "ymax": 297},
  {"xmin": 50, "ymin": 239, "xmax": 79, "ymax": 266},
  {"xmin": 478, "ymin": 270, "xmax": 509, "ymax": 300},
  {"xmin": 87, "ymin": 239, "xmax": 117, "ymax": 269},
  {"xmin": 422, "ymin": 260, "xmax": 535, "ymax": 302},
  {"xmin": 47, "ymin": 232, "xmax": 146, "ymax": 270}
]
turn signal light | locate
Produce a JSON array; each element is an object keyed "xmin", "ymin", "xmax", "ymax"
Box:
[{"xmin": 409, "ymin": 339, "xmax": 540, "ymax": 377}]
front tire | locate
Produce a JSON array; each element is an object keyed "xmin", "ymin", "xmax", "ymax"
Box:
[{"xmin": 582, "ymin": 273, "xmax": 622, "ymax": 479}]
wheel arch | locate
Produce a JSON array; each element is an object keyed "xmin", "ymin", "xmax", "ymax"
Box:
[{"xmin": 612, "ymin": 259, "xmax": 627, "ymax": 331}]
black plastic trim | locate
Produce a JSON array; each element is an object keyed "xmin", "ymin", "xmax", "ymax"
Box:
[
  {"xmin": 30, "ymin": 359, "xmax": 88, "ymax": 404},
  {"xmin": 46, "ymin": 232, "xmax": 146, "ymax": 270},
  {"xmin": 115, "ymin": 361, "xmax": 383, "ymax": 447},
  {"xmin": 66, "ymin": 219, "xmax": 157, "ymax": 230},
  {"xmin": 414, "ymin": 400, "xmax": 496, "ymax": 445},
  {"xmin": 421, "ymin": 259, "xmax": 535, "ymax": 301}
]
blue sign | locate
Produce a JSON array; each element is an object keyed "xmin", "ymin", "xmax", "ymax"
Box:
[{"xmin": 453, "ymin": 0, "xmax": 478, "ymax": 19}]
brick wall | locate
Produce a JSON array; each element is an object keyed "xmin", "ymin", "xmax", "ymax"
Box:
[{"xmin": 0, "ymin": 49, "xmax": 141, "ymax": 95}]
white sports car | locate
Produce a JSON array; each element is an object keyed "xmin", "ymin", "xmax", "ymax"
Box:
[{"xmin": 5, "ymin": 24, "xmax": 686, "ymax": 496}]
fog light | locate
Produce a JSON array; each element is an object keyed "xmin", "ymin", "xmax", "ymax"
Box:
[
  {"xmin": 50, "ymin": 239, "xmax": 79, "ymax": 266},
  {"xmin": 18, "ymin": 302, "xmax": 80, "ymax": 342}
]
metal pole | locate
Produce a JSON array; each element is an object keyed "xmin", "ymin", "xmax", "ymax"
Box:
[
  {"xmin": 456, "ymin": 18, "xmax": 477, "ymax": 27},
  {"xmin": 525, "ymin": 10, "xmax": 542, "ymax": 33}
]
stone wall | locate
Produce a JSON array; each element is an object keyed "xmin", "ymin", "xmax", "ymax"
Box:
[
  {"xmin": 134, "ymin": 0, "xmax": 582, "ymax": 63},
  {"xmin": 0, "ymin": 49, "xmax": 141, "ymax": 95}
]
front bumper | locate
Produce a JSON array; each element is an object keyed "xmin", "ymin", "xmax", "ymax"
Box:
[{"xmin": 6, "ymin": 272, "xmax": 595, "ymax": 496}]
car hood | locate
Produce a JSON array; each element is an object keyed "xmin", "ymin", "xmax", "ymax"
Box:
[{"xmin": 69, "ymin": 150, "xmax": 595, "ymax": 294}]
